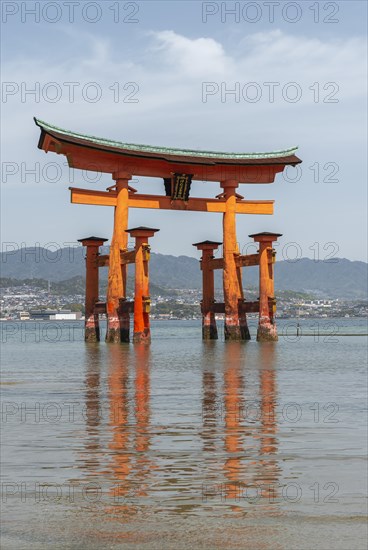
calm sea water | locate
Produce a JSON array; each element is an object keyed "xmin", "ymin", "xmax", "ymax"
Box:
[{"xmin": 1, "ymin": 318, "xmax": 367, "ymax": 549}]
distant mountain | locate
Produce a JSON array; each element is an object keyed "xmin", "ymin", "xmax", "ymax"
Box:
[
  {"xmin": 0, "ymin": 276, "xmax": 175, "ymax": 298},
  {"xmin": 273, "ymin": 258, "xmax": 367, "ymax": 299},
  {"xmin": 0, "ymin": 246, "xmax": 367, "ymax": 299}
]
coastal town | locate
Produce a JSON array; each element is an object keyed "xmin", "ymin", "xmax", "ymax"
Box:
[{"xmin": 1, "ymin": 279, "xmax": 367, "ymax": 321}]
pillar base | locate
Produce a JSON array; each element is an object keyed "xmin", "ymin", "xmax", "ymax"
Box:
[
  {"xmin": 106, "ymin": 328, "xmax": 130, "ymax": 343},
  {"xmin": 133, "ymin": 329, "xmax": 151, "ymax": 344},
  {"xmin": 105, "ymin": 314, "xmax": 130, "ymax": 343},
  {"xmin": 85, "ymin": 315, "xmax": 100, "ymax": 342},
  {"xmin": 224, "ymin": 325, "xmax": 251, "ymax": 340},
  {"xmin": 240, "ymin": 324, "xmax": 251, "ymax": 340},
  {"xmin": 202, "ymin": 324, "xmax": 218, "ymax": 340},
  {"xmin": 85, "ymin": 326, "xmax": 100, "ymax": 342},
  {"xmin": 257, "ymin": 321, "xmax": 278, "ymax": 342},
  {"xmin": 224, "ymin": 323, "xmax": 243, "ymax": 341},
  {"xmin": 224, "ymin": 315, "xmax": 250, "ymax": 341},
  {"xmin": 239, "ymin": 314, "xmax": 251, "ymax": 340}
]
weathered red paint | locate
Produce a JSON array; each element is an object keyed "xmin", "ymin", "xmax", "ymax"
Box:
[
  {"xmin": 221, "ymin": 180, "xmax": 250, "ymax": 341},
  {"xmin": 193, "ymin": 241, "xmax": 221, "ymax": 340},
  {"xmin": 106, "ymin": 175, "xmax": 130, "ymax": 343},
  {"xmin": 249, "ymin": 232, "xmax": 282, "ymax": 341},
  {"xmin": 127, "ymin": 227, "xmax": 159, "ymax": 344},
  {"xmin": 78, "ymin": 237, "xmax": 107, "ymax": 342}
]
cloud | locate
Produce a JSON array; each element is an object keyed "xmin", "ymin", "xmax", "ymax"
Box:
[
  {"xmin": 3, "ymin": 28, "xmax": 366, "ymax": 115},
  {"xmin": 3, "ymin": 28, "xmax": 366, "ymax": 146},
  {"xmin": 1, "ymin": 28, "xmax": 367, "ymax": 259},
  {"xmin": 150, "ymin": 30, "xmax": 232, "ymax": 76},
  {"xmin": 237, "ymin": 30, "xmax": 365, "ymax": 91},
  {"xmin": 1, "ymin": 27, "xmax": 365, "ymax": 174}
]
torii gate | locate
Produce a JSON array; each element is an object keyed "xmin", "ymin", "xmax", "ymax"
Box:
[{"xmin": 34, "ymin": 118, "xmax": 301, "ymax": 343}]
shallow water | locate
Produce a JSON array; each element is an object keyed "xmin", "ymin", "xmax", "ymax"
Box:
[{"xmin": 1, "ymin": 318, "xmax": 367, "ymax": 549}]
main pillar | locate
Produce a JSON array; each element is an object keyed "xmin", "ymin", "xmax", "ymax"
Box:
[
  {"xmin": 127, "ymin": 227, "xmax": 159, "ymax": 344},
  {"xmin": 106, "ymin": 173, "xmax": 131, "ymax": 343},
  {"xmin": 249, "ymin": 232, "xmax": 282, "ymax": 341},
  {"xmin": 221, "ymin": 180, "xmax": 250, "ymax": 340},
  {"xmin": 193, "ymin": 240, "xmax": 221, "ymax": 340},
  {"xmin": 78, "ymin": 236, "xmax": 107, "ymax": 342}
]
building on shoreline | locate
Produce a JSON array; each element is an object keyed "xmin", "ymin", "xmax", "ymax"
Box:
[{"xmin": 27, "ymin": 309, "xmax": 82, "ymax": 321}]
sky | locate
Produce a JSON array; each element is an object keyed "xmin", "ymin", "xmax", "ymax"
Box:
[{"xmin": 1, "ymin": 0, "xmax": 367, "ymax": 262}]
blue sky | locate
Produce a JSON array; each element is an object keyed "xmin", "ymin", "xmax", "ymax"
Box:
[{"xmin": 1, "ymin": 0, "xmax": 367, "ymax": 261}]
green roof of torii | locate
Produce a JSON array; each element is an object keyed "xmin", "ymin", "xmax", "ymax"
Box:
[{"xmin": 34, "ymin": 118, "xmax": 300, "ymax": 161}]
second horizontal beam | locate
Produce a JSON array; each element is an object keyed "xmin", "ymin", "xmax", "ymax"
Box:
[{"xmin": 70, "ymin": 187, "xmax": 274, "ymax": 215}]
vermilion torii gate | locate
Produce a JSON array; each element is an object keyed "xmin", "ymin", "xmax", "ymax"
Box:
[{"xmin": 34, "ymin": 118, "xmax": 301, "ymax": 343}]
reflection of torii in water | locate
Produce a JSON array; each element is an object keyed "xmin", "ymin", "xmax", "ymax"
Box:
[
  {"xmin": 224, "ymin": 342, "xmax": 280, "ymax": 511},
  {"xmin": 201, "ymin": 342, "xmax": 280, "ymax": 513},
  {"xmin": 132, "ymin": 346, "xmax": 152, "ymax": 497},
  {"xmin": 223, "ymin": 343, "xmax": 246, "ymax": 512},
  {"xmin": 106, "ymin": 345, "xmax": 152, "ymax": 513},
  {"xmin": 75, "ymin": 343, "xmax": 153, "ymax": 545},
  {"xmin": 256, "ymin": 344, "xmax": 280, "ymax": 506},
  {"xmin": 79, "ymin": 344, "xmax": 103, "ymax": 476}
]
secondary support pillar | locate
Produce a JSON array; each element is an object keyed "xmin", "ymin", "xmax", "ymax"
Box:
[
  {"xmin": 127, "ymin": 227, "xmax": 159, "ymax": 344},
  {"xmin": 78, "ymin": 236, "xmax": 108, "ymax": 342},
  {"xmin": 221, "ymin": 180, "xmax": 250, "ymax": 340},
  {"xmin": 106, "ymin": 173, "xmax": 131, "ymax": 343},
  {"xmin": 249, "ymin": 232, "xmax": 282, "ymax": 341},
  {"xmin": 236, "ymin": 261, "xmax": 251, "ymax": 341},
  {"xmin": 193, "ymin": 240, "xmax": 221, "ymax": 340}
]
